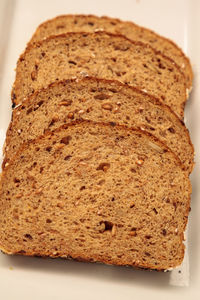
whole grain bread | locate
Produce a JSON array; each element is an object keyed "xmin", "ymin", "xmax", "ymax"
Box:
[
  {"xmin": 29, "ymin": 14, "xmax": 193, "ymax": 89},
  {"xmin": 12, "ymin": 32, "xmax": 186, "ymax": 118},
  {"xmin": 5, "ymin": 78, "xmax": 194, "ymax": 173},
  {"xmin": 0, "ymin": 121, "xmax": 191, "ymax": 270}
]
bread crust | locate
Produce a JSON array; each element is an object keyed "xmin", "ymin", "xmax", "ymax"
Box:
[{"xmin": 0, "ymin": 247, "xmax": 184, "ymax": 272}]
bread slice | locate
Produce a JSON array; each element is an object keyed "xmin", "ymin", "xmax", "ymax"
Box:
[
  {"xmin": 29, "ymin": 14, "xmax": 193, "ymax": 89},
  {"xmin": 5, "ymin": 78, "xmax": 193, "ymax": 173},
  {"xmin": 12, "ymin": 32, "xmax": 186, "ymax": 118},
  {"xmin": 0, "ymin": 121, "xmax": 191, "ymax": 270}
]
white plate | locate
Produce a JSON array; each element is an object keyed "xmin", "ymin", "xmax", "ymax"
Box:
[{"xmin": 0, "ymin": 0, "xmax": 200, "ymax": 299}]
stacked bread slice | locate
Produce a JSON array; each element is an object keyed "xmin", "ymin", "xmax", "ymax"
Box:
[
  {"xmin": 0, "ymin": 15, "xmax": 194, "ymax": 271},
  {"xmin": 29, "ymin": 15, "xmax": 193, "ymax": 89},
  {"xmin": 12, "ymin": 32, "xmax": 187, "ymax": 118},
  {"xmin": 5, "ymin": 78, "xmax": 193, "ymax": 172}
]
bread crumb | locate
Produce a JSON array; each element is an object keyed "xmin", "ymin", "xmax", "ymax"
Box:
[
  {"xmin": 136, "ymin": 159, "xmax": 144, "ymax": 166},
  {"xmin": 94, "ymin": 28, "xmax": 104, "ymax": 32},
  {"xmin": 78, "ymin": 109, "xmax": 84, "ymax": 115},
  {"xmin": 141, "ymin": 89, "xmax": 147, "ymax": 93}
]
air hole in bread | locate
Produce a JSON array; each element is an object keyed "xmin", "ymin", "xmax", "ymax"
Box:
[
  {"xmin": 14, "ymin": 178, "xmax": 20, "ymax": 183},
  {"xmin": 96, "ymin": 163, "xmax": 110, "ymax": 171},
  {"xmin": 131, "ymin": 227, "xmax": 137, "ymax": 231},
  {"xmin": 46, "ymin": 146, "xmax": 52, "ymax": 152},
  {"xmin": 49, "ymin": 119, "xmax": 56, "ymax": 127},
  {"xmin": 46, "ymin": 218, "xmax": 52, "ymax": 223},
  {"xmin": 60, "ymin": 136, "xmax": 72, "ymax": 145},
  {"xmin": 100, "ymin": 221, "xmax": 113, "ymax": 232},
  {"xmin": 64, "ymin": 155, "xmax": 72, "ymax": 161},
  {"xmin": 37, "ymin": 101, "xmax": 44, "ymax": 107},
  {"xmin": 173, "ymin": 202, "xmax": 177, "ymax": 210},
  {"xmin": 158, "ymin": 63, "xmax": 166, "ymax": 70},
  {"xmin": 80, "ymin": 186, "xmax": 86, "ymax": 191},
  {"xmin": 24, "ymin": 234, "xmax": 33, "ymax": 240},
  {"xmin": 26, "ymin": 107, "xmax": 32, "ymax": 114},
  {"xmin": 168, "ymin": 127, "xmax": 175, "ymax": 133},
  {"xmin": 153, "ymin": 208, "xmax": 158, "ymax": 214},
  {"xmin": 68, "ymin": 60, "xmax": 77, "ymax": 65},
  {"xmin": 18, "ymin": 250, "xmax": 26, "ymax": 254},
  {"xmin": 145, "ymin": 235, "xmax": 152, "ymax": 239},
  {"xmin": 145, "ymin": 116, "xmax": 151, "ymax": 123},
  {"xmin": 108, "ymin": 88, "xmax": 117, "ymax": 93},
  {"xmin": 32, "ymin": 162, "xmax": 37, "ymax": 167}
]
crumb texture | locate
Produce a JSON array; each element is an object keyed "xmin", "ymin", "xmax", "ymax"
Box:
[{"xmin": 0, "ymin": 122, "xmax": 191, "ymax": 270}]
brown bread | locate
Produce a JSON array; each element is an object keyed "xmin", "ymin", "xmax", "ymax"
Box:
[
  {"xmin": 5, "ymin": 78, "xmax": 194, "ymax": 173},
  {"xmin": 0, "ymin": 121, "xmax": 191, "ymax": 270},
  {"xmin": 12, "ymin": 32, "xmax": 186, "ymax": 118},
  {"xmin": 29, "ymin": 14, "xmax": 193, "ymax": 88}
]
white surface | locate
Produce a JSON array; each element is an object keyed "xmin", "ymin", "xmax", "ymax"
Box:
[{"xmin": 0, "ymin": 0, "xmax": 200, "ymax": 298}]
